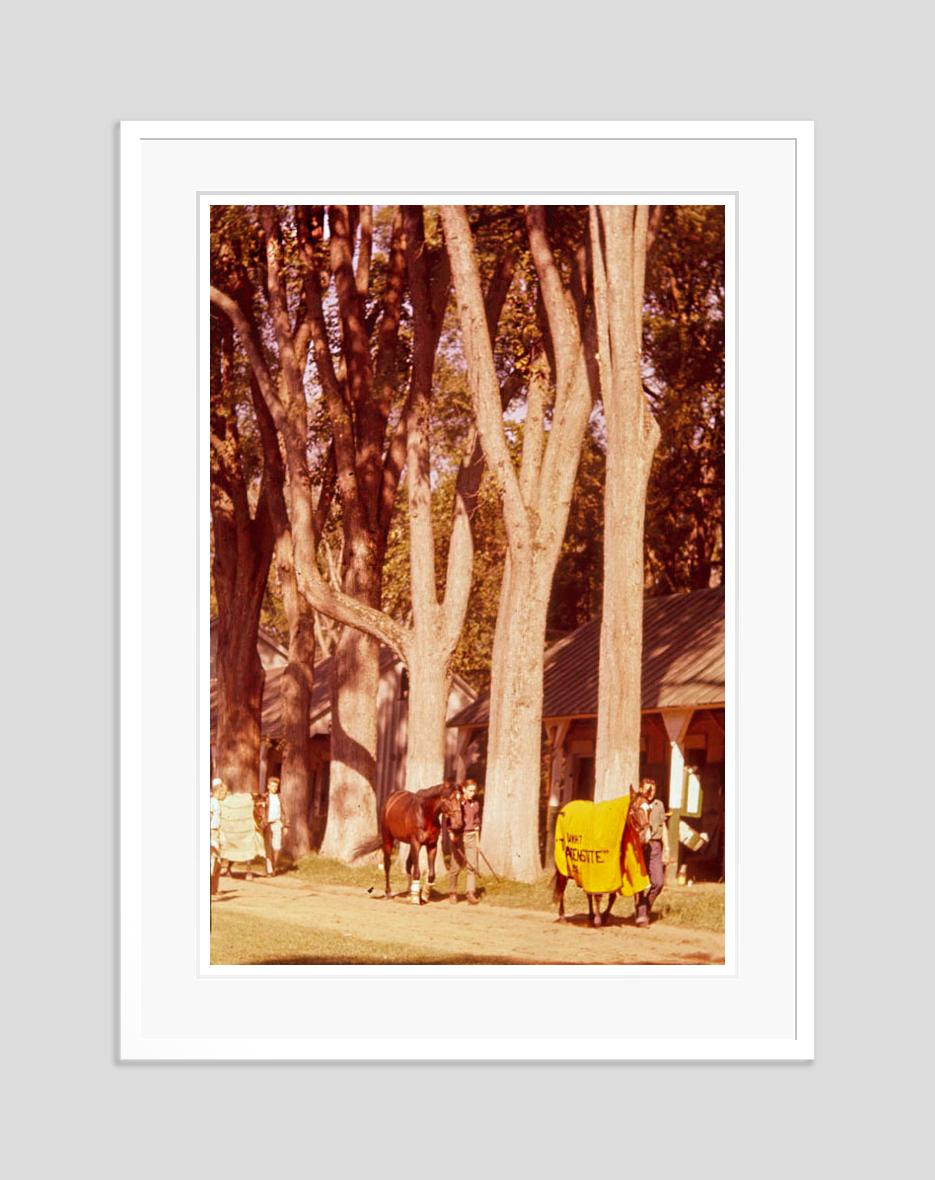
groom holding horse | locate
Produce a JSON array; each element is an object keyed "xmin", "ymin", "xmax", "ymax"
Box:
[{"xmin": 447, "ymin": 779, "xmax": 481, "ymax": 904}]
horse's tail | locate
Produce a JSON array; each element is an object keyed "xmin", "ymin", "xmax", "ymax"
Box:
[
  {"xmin": 551, "ymin": 869, "xmax": 567, "ymax": 903},
  {"xmin": 351, "ymin": 834, "xmax": 384, "ymax": 861}
]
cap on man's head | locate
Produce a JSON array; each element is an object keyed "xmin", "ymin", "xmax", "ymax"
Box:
[{"xmin": 211, "ymin": 778, "xmax": 223, "ymax": 788}]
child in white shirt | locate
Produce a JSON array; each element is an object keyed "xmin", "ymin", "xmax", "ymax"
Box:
[{"xmin": 263, "ymin": 777, "xmax": 288, "ymax": 875}]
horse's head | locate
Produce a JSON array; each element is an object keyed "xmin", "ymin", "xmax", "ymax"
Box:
[{"xmin": 437, "ymin": 783, "xmax": 464, "ymax": 832}]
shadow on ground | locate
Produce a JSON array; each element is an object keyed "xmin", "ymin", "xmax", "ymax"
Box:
[{"xmin": 245, "ymin": 953, "xmax": 529, "ymax": 965}]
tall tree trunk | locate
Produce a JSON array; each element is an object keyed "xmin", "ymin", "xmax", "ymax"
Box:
[
  {"xmin": 210, "ymin": 307, "xmax": 274, "ymax": 797},
  {"xmin": 592, "ymin": 450, "xmax": 654, "ymax": 799},
  {"xmin": 213, "ymin": 206, "xmax": 405, "ymax": 865},
  {"xmin": 319, "ymin": 549, "xmax": 381, "ymax": 859},
  {"xmin": 320, "ymin": 628, "xmax": 381, "ymax": 858},
  {"xmin": 590, "ymin": 206, "xmax": 660, "ymax": 802},
  {"xmin": 481, "ymin": 562, "xmax": 551, "ymax": 880},
  {"xmin": 441, "ymin": 204, "xmax": 594, "ymax": 881},
  {"xmin": 276, "ymin": 530, "xmax": 317, "ymax": 856},
  {"xmin": 214, "ymin": 606, "xmax": 266, "ymax": 795},
  {"xmin": 404, "ymin": 636, "xmax": 450, "ymax": 794}
]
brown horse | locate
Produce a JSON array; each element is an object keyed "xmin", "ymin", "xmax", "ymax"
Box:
[
  {"xmin": 353, "ymin": 782, "xmax": 462, "ymax": 903},
  {"xmin": 552, "ymin": 797, "xmax": 648, "ymax": 928}
]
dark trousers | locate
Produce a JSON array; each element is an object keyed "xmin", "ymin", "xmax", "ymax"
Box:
[{"xmin": 643, "ymin": 840, "xmax": 665, "ymax": 909}]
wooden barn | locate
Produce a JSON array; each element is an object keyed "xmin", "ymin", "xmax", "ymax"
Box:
[
  {"xmin": 210, "ymin": 625, "xmax": 475, "ymax": 821},
  {"xmin": 209, "ymin": 620, "xmax": 290, "ymax": 675},
  {"xmin": 448, "ymin": 587, "xmax": 725, "ymax": 881}
]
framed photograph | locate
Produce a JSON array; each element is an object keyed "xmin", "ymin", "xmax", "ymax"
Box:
[{"xmin": 120, "ymin": 120, "xmax": 813, "ymax": 1059}]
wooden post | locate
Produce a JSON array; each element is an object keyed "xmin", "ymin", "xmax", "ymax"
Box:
[
  {"xmin": 546, "ymin": 721, "xmax": 571, "ymax": 856},
  {"xmin": 259, "ymin": 739, "xmax": 269, "ymax": 794},
  {"xmin": 454, "ymin": 725, "xmax": 473, "ymax": 783},
  {"xmin": 662, "ymin": 710, "xmax": 693, "ymax": 883}
]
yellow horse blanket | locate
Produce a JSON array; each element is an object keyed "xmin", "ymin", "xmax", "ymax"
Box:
[
  {"xmin": 219, "ymin": 793, "xmax": 264, "ymax": 863},
  {"xmin": 554, "ymin": 796, "xmax": 649, "ymax": 896}
]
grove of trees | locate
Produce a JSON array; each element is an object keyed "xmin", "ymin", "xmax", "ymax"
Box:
[{"xmin": 210, "ymin": 203, "xmax": 724, "ymax": 881}]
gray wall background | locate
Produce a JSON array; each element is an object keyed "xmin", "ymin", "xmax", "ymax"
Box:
[{"xmin": 4, "ymin": 2, "xmax": 927, "ymax": 1175}]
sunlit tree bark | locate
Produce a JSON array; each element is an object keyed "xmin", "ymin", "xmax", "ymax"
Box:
[
  {"xmin": 398, "ymin": 207, "xmax": 516, "ymax": 792},
  {"xmin": 210, "ymin": 312, "xmax": 274, "ymax": 796},
  {"xmin": 589, "ymin": 206, "xmax": 660, "ymax": 802},
  {"xmin": 441, "ymin": 205, "xmax": 594, "ymax": 881}
]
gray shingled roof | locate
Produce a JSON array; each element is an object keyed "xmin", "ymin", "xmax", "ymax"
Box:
[
  {"xmin": 211, "ymin": 646, "xmax": 477, "ymax": 742},
  {"xmin": 210, "ymin": 645, "xmax": 398, "ymax": 741},
  {"xmin": 448, "ymin": 586, "xmax": 724, "ymax": 729}
]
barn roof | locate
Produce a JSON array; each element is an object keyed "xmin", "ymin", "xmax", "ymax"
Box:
[
  {"xmin": 211, "ymin": 645, "xmax": 476, "ymax": 742},
  {"xmin": 209, "ymin": 618, "xmax": 288, "ymax": 662},
  {"xmin": 448, "ymin": 586, "xmax": 724, "ymax": 730}
]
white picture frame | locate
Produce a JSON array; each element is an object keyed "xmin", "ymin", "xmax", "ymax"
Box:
[{"xmin": 120, "ymin": 120, "xmax": 813, "ymax": 1060}]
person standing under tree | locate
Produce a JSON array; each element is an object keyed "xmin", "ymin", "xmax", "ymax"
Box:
[
  {"xmin": 262, "ymin": 777, "xmax": 288, "ymax": 876},
  {"xmin": 449, "ymin": 779, "xmax": 481, "ymax": 904},
  {"xmin": 635, "ymin": 777, "xmax": 669, "ymax": 926},
  {"xmin": 210, "ymin": 778, "xmax": 227, "ymax": 894}
]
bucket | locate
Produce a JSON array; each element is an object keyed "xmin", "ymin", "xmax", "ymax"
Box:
[
  {"xmin": 409, "ymin": 879, "xmax": 422, "ymax": 905},
  {"xmin": 678, "ymin": 819, "xmax": 710, "ymax": 853}
]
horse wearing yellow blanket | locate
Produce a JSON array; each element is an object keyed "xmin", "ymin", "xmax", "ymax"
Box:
[{"xmin": 552, "ymin": 795, "xmax": 650, "ymax": 928}]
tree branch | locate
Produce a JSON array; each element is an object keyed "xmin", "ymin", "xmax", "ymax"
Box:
[
  {"xmin": 440, "ymin": 205, "xmax": 530, "ymax": 558},
  {"xmin": 401, "ymin": 206, "xmax": 443, "ymax": 626},
  {"xmin": 313, "ymin": 442, "xmax": 337, "ymax": 542},
  {"xmin": 297, "ymin": 248, "xmax": 365, "ymax": 538},
  {"xmin": 209, "ymin": 286, "xmax": 282, "ymax": 420},
  {"xmin": 328, "ymin": 204, "xmax": 372, "ymax": 413},
  {"xmin": 355, "ymin": 205, "xmax": 373, "ymax": 296},
  {"xmin": 526, "ymin": 206, "xmax": 578, "ymax": 394},
  {"xmin": 259, "ymin": 206, "xmax": 304, "ymax": 408},
  {"xmin": 293, "ymin": 562, "xmax": 409, "ymax": 665}
]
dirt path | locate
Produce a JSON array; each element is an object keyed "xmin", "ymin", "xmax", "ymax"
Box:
[{"xmin": 212, "ymin": 875, "xmax": 724, "ymax": 965}]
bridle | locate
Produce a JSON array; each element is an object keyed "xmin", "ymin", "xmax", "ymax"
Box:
[{"xmin": 437, "ymin": 789, "xmax": 464, "ymax": 833}]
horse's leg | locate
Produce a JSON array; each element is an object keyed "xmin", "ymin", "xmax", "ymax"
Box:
[
  {"xmin": 588, "ymin": 894, "xmax": 602, "ymax": 928},
  {"xmin": 410, "ymin": 840, "xmax": 423, "ymax": 904},
  {"xmin": 557, "ymin": 875, "xmax": 567, "ymax": 921},
  {"xmin": 264, "ymin": 825, "xmax": 274, "ymax": 877},
  {"xmin": 603, "ymin": 891, "xmax": 617, "ymax": 920},
  {"xmin": 383, "ymin": 838, "xmax": 393, "ymax": 898},
  {"xmin": 422, "ymin": 840, "xmax": 436, "ymax": 901}
]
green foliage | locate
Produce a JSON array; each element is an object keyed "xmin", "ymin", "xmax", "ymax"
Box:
[
  {"xmin": 643, "ymin": 206, "xmax": 725, "ymax": 592},
  {"xmin": 547, "ymin": 429, "xmax": 606, "ymax": 636}
]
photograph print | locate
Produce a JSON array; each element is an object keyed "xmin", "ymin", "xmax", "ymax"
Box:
[{"xmin": 208, "ymin": 202, "xmax": 726, "ymax": 967}]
